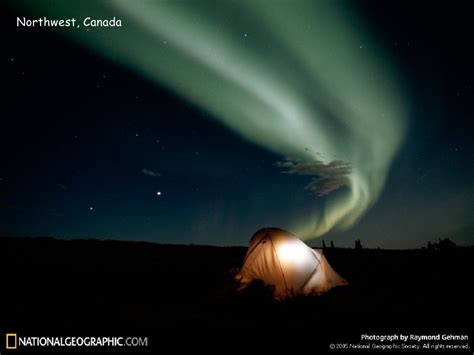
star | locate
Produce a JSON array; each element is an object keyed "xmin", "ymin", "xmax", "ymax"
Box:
[
  {"xmin": 163, "ymin": 40, "xmax": 167, "ymax": 45},
  {"xmin": 135, "ymin": 133, "xmax": 139, "ymax": 137},
  {"xmin": 243, "ymin": 33, "xmax": 248, "ymax": 38},
  {"xmin": 156, "ymin": 191, "xmax": 162, "ymax": 196},
  {"xmin": 89, "ymin": 206, "xmax": 94, "ymax": 211},
  {"xmin": 359, "ymin": 45, "xmax": 363, "ymax": 49}
]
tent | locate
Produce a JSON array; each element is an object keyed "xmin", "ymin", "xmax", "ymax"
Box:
[{"xmin": 235, "ymin": 227, "xmax": 348, "ymax": 299}]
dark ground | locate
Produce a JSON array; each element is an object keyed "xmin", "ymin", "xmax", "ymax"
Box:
[{"xmin": 1, "ymin": 236, "xmax": 473, "ymax": 351}]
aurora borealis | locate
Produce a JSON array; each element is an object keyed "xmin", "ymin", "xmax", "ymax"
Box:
[
  {"xmin": 106, "ymin": 0, "xmax": 408, "ymax": 238},
  {"xmin": 17, "ymin": 0, "xmax": 407, "ymax": 238},
  {"xmin": 2, "ymin": 1, "xmax": 473, "ymax": 248}
]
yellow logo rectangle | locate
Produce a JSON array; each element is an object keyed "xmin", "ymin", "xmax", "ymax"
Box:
[{"xmin": 6, "ymin": 333, "xmax": 17, "ymax": 349}]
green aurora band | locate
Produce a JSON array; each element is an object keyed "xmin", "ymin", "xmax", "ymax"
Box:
[{"xmin": 20, "ymin": 0, "xmax": 408, "ymax": 239}]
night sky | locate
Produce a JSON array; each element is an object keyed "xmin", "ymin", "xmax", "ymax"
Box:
[{"xmin": 2, "ymin": 1, "xmax": 473, "ymax": 248}]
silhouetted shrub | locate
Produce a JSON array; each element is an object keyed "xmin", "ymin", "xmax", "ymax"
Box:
[{"xmin": 238, "ymin": 280, "xmax": 274, "ymax": 302}]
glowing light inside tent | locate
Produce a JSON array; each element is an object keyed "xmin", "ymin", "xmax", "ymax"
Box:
[{"xmin": 276, "ymin": 240, "xmax": 312, "ymax": 267}]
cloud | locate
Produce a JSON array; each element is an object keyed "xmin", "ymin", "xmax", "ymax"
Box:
[
  {"xmin": 142, "ymin": 168, "xmax": 161, "ymax": 177},
  {"xmin": 275, "ymin": 158, "xmax": 351, "ymax": 196}
]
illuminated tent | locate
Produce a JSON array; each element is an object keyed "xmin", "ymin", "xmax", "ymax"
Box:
[{"xmin": 235, "ymin": 228, "xmax": 348, "ymax": 299}]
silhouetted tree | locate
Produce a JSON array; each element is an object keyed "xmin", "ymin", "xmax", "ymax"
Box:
[
  {"xmin": 322, "ymin": 240, "xmax": 327, "ymax": 249},
  {"xmin": 330, "ymin": 241, "xmax": 335, "ymax": 249},
  {"xmin": 437, "ymin": 238, "xmax": 456, "ymax": 250},
  {"xmin": 355, "ymin": 239, "xmax": 362, "ymax": 250},
  {"xmin": 427, "ymin": 238, "xmax": 456, "ymax": 251}
]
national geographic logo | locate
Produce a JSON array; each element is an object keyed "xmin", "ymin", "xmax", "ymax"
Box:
[
  {"xmin": 6, "ymin": 333, "xmax": 17, "ymax": 349},
  {"xmin": 2, "ymin": 333, "xmax": 148, "ymax": 349}
]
